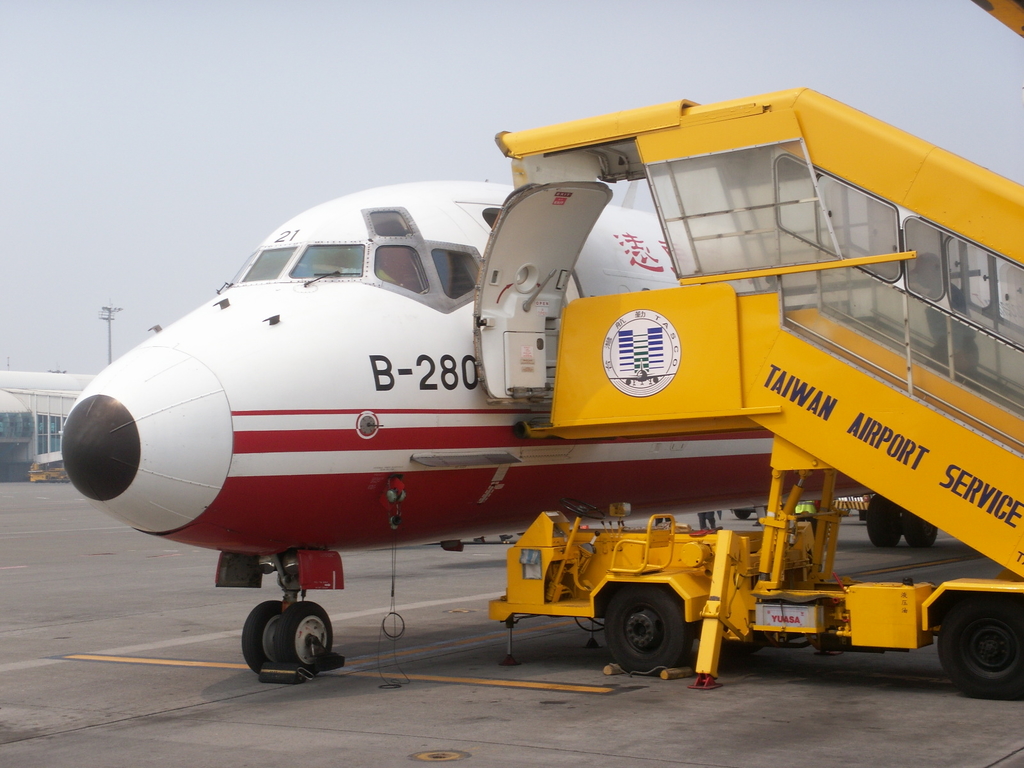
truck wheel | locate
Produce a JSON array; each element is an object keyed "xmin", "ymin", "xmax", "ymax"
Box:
[
  {"xmin": 901, "ymin": 510, "xmax": 938, "ymax": 548},
  {"xmin": 938, "ymin": 596, "xmax": 1024, "ymax": 700},
  {"xmin": 865, "ymin": 495, "xmax": 902, "ymax": 547},
  {"xmin": 606, "ymin": 586, "xmax": 692, "ymax": 672},
  {"xmin": 732, "ymin": 508, "xmax": 754, "ymax": 520}
]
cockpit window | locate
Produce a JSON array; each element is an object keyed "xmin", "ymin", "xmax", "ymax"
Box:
[
  {"xmin": 241, "ymin": 247, "xmax": 297, "ymax": 282},
  {"xmin": 290, "ymin": 244, "xmax": 364, "ymax": 279},
  {"xmin": 431, "ymin": 249, "xmax": 478, "ymax": 299},
  {"xmin": 369, "ymin": 210, "xmax": 413, "ymax": 237},
  {"xmin": 375, "ymin": 245, "xmax": 428, "ymax": 294}
]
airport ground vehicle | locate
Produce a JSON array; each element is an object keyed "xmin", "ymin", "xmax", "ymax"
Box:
[
  {"xmin": 486, "ymin": 88, "xmax": 1024, "ymax": 699},
  {"xmin": 28, "ymin": 463, "xmax": 68, "ymax": 483}
]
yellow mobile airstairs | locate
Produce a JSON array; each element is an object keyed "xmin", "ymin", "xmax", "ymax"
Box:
[{"xmin": 475, "ymin": 89, "xmax": 1024, "ymax": 699}]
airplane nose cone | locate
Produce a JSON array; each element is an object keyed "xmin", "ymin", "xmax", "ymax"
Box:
[
  {"xmin": 66, "ymin": 346, "xmax": 233, "ymax": 533},
  {"xmin": 63, "ymin": 395, "xmax": 141, "ymax": 501}
]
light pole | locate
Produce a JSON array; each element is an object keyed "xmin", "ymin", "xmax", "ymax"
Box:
[{"xmin": 98, "ymin": 303, "xmax": 123, "ymax": 365}]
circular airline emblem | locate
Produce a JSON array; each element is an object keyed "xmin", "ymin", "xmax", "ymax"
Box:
[{"xmin": 602, "ymin": 310, "xmax": 680, "ymax": 397}]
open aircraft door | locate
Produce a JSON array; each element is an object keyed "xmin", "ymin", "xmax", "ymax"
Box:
[{"xmin": 474, "ymin": 182, "xmax": 612, "ymax": 402}]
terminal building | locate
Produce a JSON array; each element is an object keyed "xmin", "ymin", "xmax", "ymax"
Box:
[{"xmin": 0, "ymin": 371, "xmax": 93, "ymax": 481}]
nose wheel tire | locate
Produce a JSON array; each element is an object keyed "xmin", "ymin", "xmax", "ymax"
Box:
[
  {"xmin": 605, "ymin": 585, "xmax": 693, "ymax": 672},
  {"xmin": 938, "ymin": 596, "xmax": 1024, "ymax": 700},
  {"xmin": 241, "ymin": 600, "xmax": 284, "ymax": 673},
  {"xmin": 272, "ymin": 601, "xmax": 333, "ymax": 672}
]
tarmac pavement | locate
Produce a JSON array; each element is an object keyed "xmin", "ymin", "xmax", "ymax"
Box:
[{"xmin": 1, "ymin": 482, "xmax": 1020, "ymax": 768}]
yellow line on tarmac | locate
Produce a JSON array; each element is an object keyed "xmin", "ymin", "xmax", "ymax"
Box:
[
  {"xmin": 347, "ymin": 670, "xmax": 612, "ymax": 693},
  {"xmin": 852, "ymin": 554, "xmax": 985, "ymax": 577},
  {"xmin": 63, "ymin": 654, "xmax": 612, "ymax": 694},
  {"xmin": 63, "ymin": 619, "xmax": 573, "ymax": 672},
  {"xmin": 65, "ymin": 654, "xmax": 249, "ymax": 669}
]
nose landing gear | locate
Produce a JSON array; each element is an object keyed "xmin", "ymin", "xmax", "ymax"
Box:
[{"xmin": 236, "ymin": 550, "xmax": 345, "ymax": 677}]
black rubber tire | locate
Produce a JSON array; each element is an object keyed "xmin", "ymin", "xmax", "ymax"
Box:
[
  {"xmin": 605, "ymin": 586, "xmax": 692, "ymax": 672},
  {"xmin": 938, "ymin": 596, "xmax": 1024, "ymax": 700},
  {"xmin": 272, "ymin": 601, "xmax": 333, "ymax": 672},
  {"xmin": 901, "ymin": 510, "xmax": 938, "ymax": 548},
  {"xmin": 865, "ymin": 495, "xmax": 903, "ymax": 547},
  {"xmin": 732, "ymin": 508, "xmax": 754, "ymax": 520},
  {"xmin": 241, "ymin": 600, "xmax": 284, "ymax": 673}
]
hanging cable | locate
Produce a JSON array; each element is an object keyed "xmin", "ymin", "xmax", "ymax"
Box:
[{"xmin": 377, "ymin": 475, "xmax": 409, "ymax": 689}]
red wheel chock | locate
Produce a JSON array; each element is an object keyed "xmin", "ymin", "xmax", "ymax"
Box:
[{"xmin": 688, "ymin": 673, "xmax": 722, "ymax": 690}]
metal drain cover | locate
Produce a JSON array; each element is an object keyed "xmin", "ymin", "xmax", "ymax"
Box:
[{"xmin": 410, "ymin": 750, "xmax": 471, "ymax": 762}]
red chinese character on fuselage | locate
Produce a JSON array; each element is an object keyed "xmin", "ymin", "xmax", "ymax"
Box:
[{"xmin": 614, "ymin": 232, "xmax": 665, "ymax": 273}]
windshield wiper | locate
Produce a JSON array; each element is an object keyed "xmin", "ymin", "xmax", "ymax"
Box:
[{"xmin": 304, "ymin": 271, "xmax": 342, "ymax": 287}]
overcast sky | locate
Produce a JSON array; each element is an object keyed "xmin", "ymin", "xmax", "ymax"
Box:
[{"xmin": 2, "ymin": 1, "xmax": 1022, "ymax": 375}]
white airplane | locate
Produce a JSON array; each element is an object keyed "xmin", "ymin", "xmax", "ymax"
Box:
[{"xmin": 61, "ymin": 180, "xmax": 773, "ymax": 675}]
